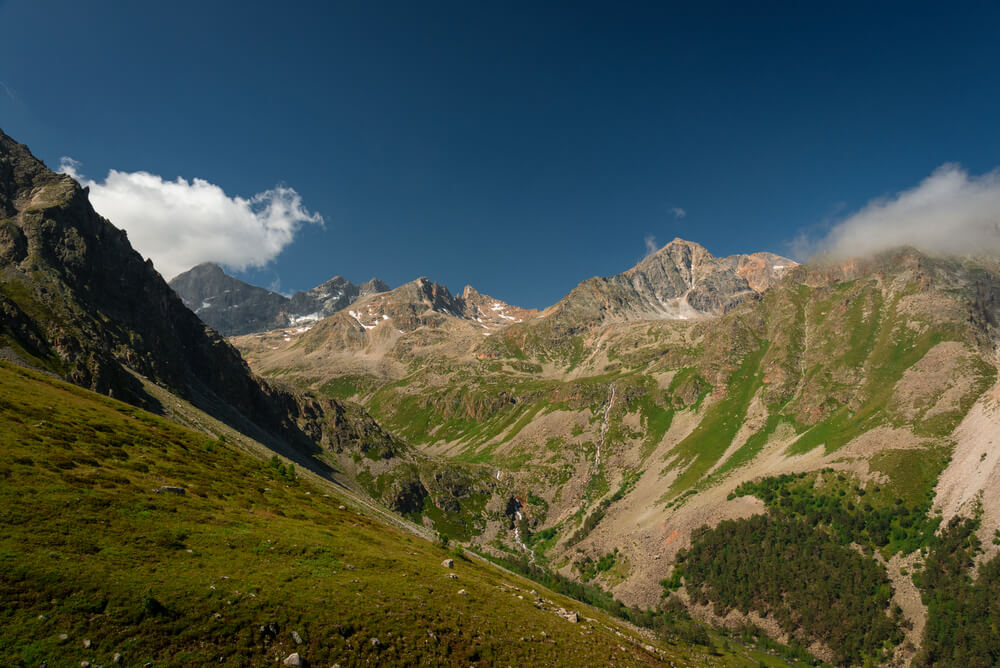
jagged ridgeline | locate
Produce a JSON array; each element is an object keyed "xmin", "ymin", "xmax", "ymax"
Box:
[
  {"xmin": 169, "ymin": 262, "xmax": 390, "ymax": 336},
  {"xmin": 235, "ymin": 226, "xmax": 1000, "ymax": 663}
]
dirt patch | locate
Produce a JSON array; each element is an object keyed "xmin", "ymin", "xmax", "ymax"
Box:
[
  {"xmin": 652, "ymin": 371, "xmax": 677, "ymax": 390},
  {"xmin": 890, "ymin": 341, "xmax": 975, "ymax": 422},
  {"xmin": 882, "ymin": 551, "xmax": 926, "ymax": 667},
  {"xmin": 681, "ymin": 593, "xmax": 834, "ymax": 664},
  {"xmin": 934, "ymin": 373, "xmax": 1000, "ymax": 561},
  {"xmin": 838, "ymin": 426, "xmax": 933, "ymax": 458}
]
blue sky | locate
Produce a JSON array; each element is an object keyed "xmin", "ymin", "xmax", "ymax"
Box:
[{"xmin": 2, "ymin": 1, "xmax": 999, "ymax": 308}]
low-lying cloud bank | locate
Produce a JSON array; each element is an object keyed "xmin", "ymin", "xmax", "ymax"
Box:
[
  {"xmin": 59, "ymin": 158, "xmax": 323, "ymax": 279},
  {"xmin": 797, "ymin": 164, "xmax": 1000, "ymax": 260}
]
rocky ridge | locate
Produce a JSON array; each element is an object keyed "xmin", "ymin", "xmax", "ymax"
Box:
[
  {"xmin": 169, "ymin": 262, "xmax": 389, "ymax": 336},
  {"xmin": 0, "ymin": 129, "xmax": 401, "ymax": 476},
  {"xmin": 541, "ymin": 238, "xmax": 796, "ymax": 328}
]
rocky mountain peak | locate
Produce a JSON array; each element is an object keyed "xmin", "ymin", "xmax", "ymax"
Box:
[
  {"xmin": 361, "ymin": 278, "xmax": 390, "ymax": 295},
  {"xmin": 170, "ymin": 265, "xmax": 390, "ymax": 336},
  {"xmin": 538, "ymin": 238, "xmax": 796, "ymax": 330},
  {"xmin": 460, "ymin": 285, "xmax": 538, "ymax": 328},
  {"xmin": 183, "ymin": 262, "xmax": 227, "ymax": 278}
]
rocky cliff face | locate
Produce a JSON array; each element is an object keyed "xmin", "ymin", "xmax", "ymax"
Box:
[
  {"xmin": 544, "ymin": 238, "xmax": 795, "ymax": 327},
  {"xmin": 0, "ymin": 129, "xmax": 399, "ymax": 467},
  {"xmin": 460, "ymin": 284, "xmax": 537, "ymax": 329},
  {"xmin": 286, "ymin": 275, "xmax": 389, "ymax": 323},
  {"xmin": 169, "ymin": 263, "xmax": 389, "ymax": 336},
  {"xmin": 169, "ymin": 262, "xmax": 291, "ymax": 335}
]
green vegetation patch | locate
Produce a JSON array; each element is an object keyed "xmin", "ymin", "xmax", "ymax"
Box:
[
  {"xmin": 574, "ymin": 548, "xmax": 620, "ymax": 582},
  {"xmin": 787, "ymin": 293, "xmax": 963, "ymax": 455},
  {"xmin": 663, "ymin": 342, "xmax": 769, "ymax": 499},
  {"xmin": 679, "ymin": 513, "xmax": 904, "ymax": 666},
  {"xmin": 734, "ymin": 469, "xmax": 943, "ymax": 556},
  {"xmin": 316, "ymin": 374, "xmax": 378, "ymax": 400},
  {"xmin": 914, "ymin": 516, "xmax": 1000, "ymax": 666}
]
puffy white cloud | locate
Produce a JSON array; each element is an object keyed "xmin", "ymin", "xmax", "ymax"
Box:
[
  {"xmin": 670, "ymin": 207, "xmax": 686, "ymax": 219},
  {"xmin": 803, "ymin": 164, "xmax": 1000, "ymax": 260},
  {"xmin": 58, "ymin": 158, "xmax": 323, "ymax": 279}
]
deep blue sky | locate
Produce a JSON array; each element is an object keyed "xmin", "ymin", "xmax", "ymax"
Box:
[{"xmin": 2, "ymin": 1, "xmax": 999, "ymax": 308}]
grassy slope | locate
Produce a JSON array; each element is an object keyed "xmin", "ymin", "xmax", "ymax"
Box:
[{"xmin": 0, "ymin": 362, "xmax": 782, "ymax": 667}]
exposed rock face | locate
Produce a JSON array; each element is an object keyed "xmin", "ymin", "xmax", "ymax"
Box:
[
  {"xmin": 542, "ymin": 238, "xmax": 796, "ymax": 329},
  {"xmin": 168, "ymin": 263, "xmax": 290, "ymax": 335},
  {"xmin": 169, "ymin": 263, "xmax": 389, "ymax": 336},
  {"xmin": 460, "ymin": 285, "xmax": 537, "ymax": 328},
  {"xmin": 0, "ymin": 129, "xmax": 400, "ymax": 467},
  {"xmin": 274, "ymin": 276, "xmax": 537, "ymax": 355}
]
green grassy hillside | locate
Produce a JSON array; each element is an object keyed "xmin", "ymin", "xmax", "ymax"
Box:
[{"xmin": 0, "ymin": 362, "xmax": 795, "ymax": 667}]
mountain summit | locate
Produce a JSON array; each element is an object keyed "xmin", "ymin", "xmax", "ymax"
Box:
[
  {"xmin": 536, "ymin": 238, "xmax": 795, "ymax": 334},
  {"xmin": 169, "ymin": 263, "xmax": 389, "ymax": 336}
]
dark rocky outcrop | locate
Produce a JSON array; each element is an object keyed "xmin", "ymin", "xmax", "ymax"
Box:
[{"xmin": 169, "ymin": 263, "xmax": 389, "ymax": 336}]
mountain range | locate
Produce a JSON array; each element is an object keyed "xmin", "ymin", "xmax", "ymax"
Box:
[
  {"xmin": 169, "ymin": 262, "xmax": 389, "ymax": 336},
  {"xmin": 4, "ymin": 126, "xmax": 1000, "ymax": 666},
  {"xmin": 231, "ymin": 235, "xmax": 1000, "ymax": 665},
  {"xmin": 171, "ymin": 239, "xmax": 794, "ymax": 340}
]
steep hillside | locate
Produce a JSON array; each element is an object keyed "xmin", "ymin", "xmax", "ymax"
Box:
[
  {"xmin": 0, "ymin": 129, "xmax": 411, "ymax": 483},
  {"xmin": 2, "ymin": 361, "xmax": 793, "ymax": 667},
  {"xmin": 236, "ymin": 242, "xmax": 1000, "ymax": 665},
  {"xmin": 169, "ymin": 263, "xmax": 389, "ymax": 336}
]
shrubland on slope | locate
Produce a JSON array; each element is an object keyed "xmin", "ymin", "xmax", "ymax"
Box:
[{"xmin": 237, "ymin": 234, "xmax": 1000, "ymax": 665}]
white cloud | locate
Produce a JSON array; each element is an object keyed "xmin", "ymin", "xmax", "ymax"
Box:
[
  {"xmin": 670, "ymin": 207, "xmax": 686, "ymax": 219},
  {"xmin": 803, "ymin": 163, "xmax": 1000, "ymax": 260},
  {"xmin": 58, "ymin": 158, "xmax": 323, "ymax": 279},
  {"xmin": 644, "ymin": 234, "xmax": 659, "ymax": 257}
]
